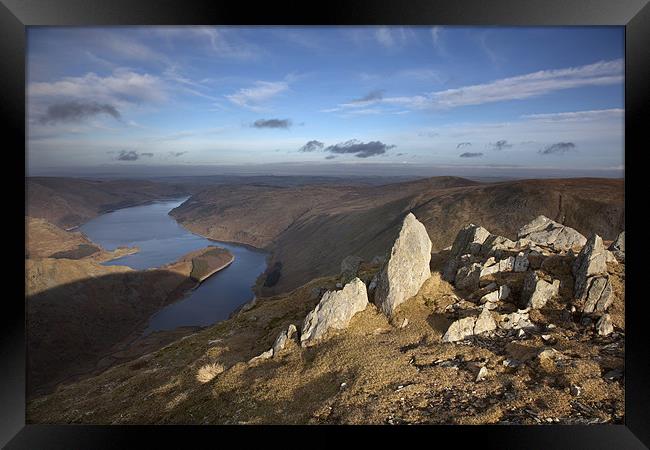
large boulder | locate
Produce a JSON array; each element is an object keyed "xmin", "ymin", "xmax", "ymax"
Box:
[
  {"xmin": 301, "ymin": 278, "xmax": 368, "ymax": 347},
  {"xmin": 573, "ymin": 234, "xmax": 608, "ymax": 299},
  {"xmin": 521, "ymin": 271, "xmax": 560, "ymax": 309},
  {"xmin": 581, "ymin": 276, "xmax": 614, "ymax": 314},
  {"xmin": 375, "ymin": 213, "xmax": 432, "ymax": 317},
  {"xmin": 608, "ymin": 231, "xmax": 625, "ymax": 263},
  {"xmin": 518, "ymin": 215, "xmax": 587, "ymax": 251}
]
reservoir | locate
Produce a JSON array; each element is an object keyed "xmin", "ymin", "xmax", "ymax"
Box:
[{"xmin": 79, "ymin": 198, "xmax": 268, "ymax": 333}]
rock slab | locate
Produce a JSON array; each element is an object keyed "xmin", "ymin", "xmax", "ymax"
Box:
[{"xmin": 375, "ymin": 213, "xmax": 432, "ymax": 317}]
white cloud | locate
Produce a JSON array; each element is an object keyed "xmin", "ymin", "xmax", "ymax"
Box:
[
  {"xmin": 522, "ymin": 108, "xmax": 624, "ymax": 122},
  {"xmin": 367, "ymin": 59, "xmax": 623, "ymax": 111},
  {"xmin": 374, "ymin": 27, "xmax": 415, "ymax": 49},
  {"xmin": 226, "ymin": 80, "xmax": 289, "ymax": 111},
  {"xmin": 29, "ymin": 69, "xmax": 167, "ymax": 104}
]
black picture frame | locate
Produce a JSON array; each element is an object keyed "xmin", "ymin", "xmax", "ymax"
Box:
[{"xmin": 3, "ymin": 0, "xmax": 648, "ymax": 447}]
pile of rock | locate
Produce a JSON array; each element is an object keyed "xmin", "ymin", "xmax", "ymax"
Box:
[{"xmin": 440, "ymin": 216, "xmax": 623, "ymax": 341}]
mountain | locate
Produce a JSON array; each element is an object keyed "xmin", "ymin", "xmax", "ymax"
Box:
[{"xmin": 170, "ymin": 177, "xmax": 624, "ymax": 296}]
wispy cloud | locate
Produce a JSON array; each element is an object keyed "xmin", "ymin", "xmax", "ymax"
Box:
[
  {"xmin": 456, "ymin": 142, "xmax": 472, "ymax": 149},
  {"xmin": 539, "ymin": 142, "xmax": 576, "ymax": 155},
  {"xmin": 169, "ymin": 151, "xmax": 187, "ymax": 157},
  {"xmin": 332, "ymin": 59, "xmax": 623, "ymax": 113},
  {"xmin": 226, "ymin": 80, "xmax": 289, "ymax": 111},
  {"xmin": 116, "ymin": 150, "xmax": 139, "ymax": 161},
  {"xmin": 252, "ymin": 118, "xmax": 292, "ymax": 129},
  {"xmin": 349, "ymin": 90, "xmax": 384, "ymax": 104},
  {"xmin": 374, "ymin": 27, "xmax": 416, "ymax": 49},
  {"xmin": 523, "ymin": 108, "xmax": 624, "ymax": 122}
]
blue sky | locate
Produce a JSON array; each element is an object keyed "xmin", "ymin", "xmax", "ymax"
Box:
[{"xmin": 27, "ymin": 26, "xmax": 624, "ymax": 177}]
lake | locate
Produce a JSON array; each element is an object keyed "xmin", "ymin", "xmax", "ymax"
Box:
[{"xmin": 79, "ymin": 198, "xmax": 268, "ymax": 333}]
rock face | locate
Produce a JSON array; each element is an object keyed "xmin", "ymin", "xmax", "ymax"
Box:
[
  {"xmin": 573, "ymin": 234, "xmax": 610, "ymax": 312},
  {"xmin": 442, "ymin": 308, "xmax": 497, "ymax": 343},
  {"xmin": 340, "ymin": 255, "xmax": 363, "ymax": 283},
  {"xmin": 581, "ymin": 277, "xmax": 614, "ymax": 314},
  {"xmin": 301, "ymin": 278, "xmax": 369, "ymax": 346},
  {"xmin": 609, "ymin": 231, "xmax": 625, "ymax": 262},
  {"xmin": 272, "ymin": 324, "xmax": 298, "ymax": 355},
  {"xmin": 518, "ymin": 215, "xmax": 587, "ymax": 251},
  {"xmin": 375, "ymin": 213, "xmax": 432, "ymax": 317},
  {"xmin": 521, "ymin": 271, "xmax": 560, "ymax": 309}
]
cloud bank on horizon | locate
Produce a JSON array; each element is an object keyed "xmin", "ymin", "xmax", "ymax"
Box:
[{"xmin": 27, "ymin": 26, "xmax": 624, "ymax": 176}]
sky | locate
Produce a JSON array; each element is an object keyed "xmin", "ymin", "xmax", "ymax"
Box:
[{"xmin": 26, "ymin": 26, "xmax": 625, "ymax": 178}]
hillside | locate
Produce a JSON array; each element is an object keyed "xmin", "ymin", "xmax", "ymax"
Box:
[
  {"xmin": 170, "ymin": 177, "xmax": 624, "ymax": 296},
  {"xmin": 26, "ymin": 244, "xmax": 233, "ymax": 397},
  {"xmin": 26, "ymin": 214, "xmax": 625, "ymax": 425},
  {"xmin": 26, "ymin": 177, "xmax": 192, "ymax": 229}
]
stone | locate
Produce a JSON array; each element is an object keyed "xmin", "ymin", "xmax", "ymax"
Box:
[
  {"xmin": 521, "ymin": 271, "xmax": 560, "ymax": 309},
  {"xmin": 479, "ymin": 256, "xmax": 515, "ymax": 278},
  {"xmin": 573, "ymin": 234, "xmax": 608, "ymax": 299},
  {"xmin": 375, "ymin": 213, "xmax": 432, "ymax": 316},
  {"xmin": 301, "ymin": 277, "xmax": 369, "ymax": 346},
  {"xmin": 442, "ymin": 316, "xmax": 477, "ymax": 343},
  {"xmin": 608, "ymin": 231, "xmax": 625, "ymax": 263},
  {"xmin": 442, "ymin": 308, "xmax": 496, "ymax": 342},
  {"xmin": 475, "ymin": 366, "xmax": 489, "ymax": 382},
  {"xmin": 518, "ymin": 215, "xmax": 587, "ymax": 251},
  {"xmin": 479, "ymin": 234, "xmax": 517, "ymax": 258},
  {"xmin": 596, "ymin": 314, "xmax": 614, "ymax": 336},
  {"xmin": 450, "ymin": 224, "xmax": 492, "ymax": 257},
  {"xmin": 455, "ymin": 263, "xmax": 482, "ymax": 290},
  {"xmin": 340, "ymin": 255, "xmax": 363, "ymax": 282},
  {"xmin": 400, "ymin": 318, "xmax": 409, "ymax": 329},
  {"xmin": 479, "ymin": 285, "xmax": 510, "ymax": 309},
  {"xmin": 581, "ymin": 276, "xmax": 614, "ymax": 313},
  {"xmin": 474, "ymin": 307, "xmax": 498, "ymax": 335},
  {"xmin": 248, "ymin": 349, "xmax": 273, "ymax": 364},
  {"xmin": 286, "ymin": 324, "xmax": 297, "ymax": 340},
  {"xmin": 272, "ymin": 324, "xmax": 298, "ymax": 356},
  {"xmin": 513, "ymin": 252, "xmax": 529, "ymax": 272},
  {"xmin": 499, "ymin": 309, "xmax": 536, "ymax": 330}
]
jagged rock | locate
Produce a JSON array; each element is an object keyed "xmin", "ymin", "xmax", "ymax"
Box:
[
  {"xmin": 479, "ymin": 285, "xmax": 510, "ymax": 309},
  {"xmin": 499, "ymin": 308, "xmax": 536, "ymax": 330},
  {"xmin": 301, "ymin": 278, "xmax": 369, "ymax": 346},
  {"xmin": 581, "ymin": 276, "xmax": 614, "ymax": 313},
  {"xmin": 513, "ymin": 252, "xmax": 529, "ymax": 272},
  {"xmin": 375, "ymin": 213, "xmax": 432, "ymax": 316},
  {"xmin": 479, "ymin": 234, "xmax": 517, "ymax": 258},
  {"xmin": 474, "ymin": 307, "xmax": 498, "ymax": 335},
  {"xmin": 248, "ymin": 349, "xmax": 273, "ymax": 364},
  {"xmin": 608, "ymin": 231, "xmax": 625, "ymax": 263},
  {"xmin": 442, "ymin": 308, "xmax": 496, "ymax": 342},
  {"xmin": 451, "ymin": 224, "xmax": 492, "ymax": 257},
  {"xmin": 596, "ymin": 314, "xmax": 614, "ymax": 336},
  {"xmin": 442, "ymin": 224, "xmax": 491, "ymax": 281},
  {"xmin": 518, "ymin": 215, "xmax": 587, "ymax": 251},
  {"xmin": 479, "ymin": 256, "xmax": 515, "ymax": 278},
  {"xmin": 272, "ymin": 324, "xmax": 298, "ymax": 355},
  {"xmin": 442, "ymin": 316, "xmax": 477, "ymax": 343},
  {"xmin": 340, "ymin": 255, "xmax": 363, "ymax": 283},
  {"xmin": 455, "ymin": 263, "xmax": 482, "ymax": 290},
  {"xmin": 573, "ymin": 234, "xmax": 608, "ymax": 299},
  {"xmin": 521, "ymin": 271, "xmax": 560, "ymax": 309},
  {"xmin": 475, "ymin": 366, "xmax": 489, "ymax": 382}
]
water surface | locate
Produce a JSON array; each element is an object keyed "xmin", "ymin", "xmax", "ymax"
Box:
[{"xmin": 80, "ymin": 198, "xmax": 268, "ymax": 333}]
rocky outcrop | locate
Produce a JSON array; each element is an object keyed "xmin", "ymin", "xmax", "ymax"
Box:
[
  {"xmin": 272, "ymin": 324, "xmax": 298, "ymax": 355},
  {"xmin": 521, "ymin": 271, "xmax": 560, "ymax": 309},
  {"xmin": 375, "ymin": 213, "xmax": 432, "ymax": 317},
  {"xmin": 301, "ymin": 278, "xmax": 369, "ymax": 346},
  {"xmin": 479, "ymin": 285, "xmax": 510, "ymax": 310},
  {"xmin": 572, "ymin": 234, "xmax": 612, "ymax": 314},
  {"xmin": 517, "ymin": 215, "xmax": 587, "ymax": 251},
  {"xmin": 442, "ymin": 308, "xmax": 497, "ymax": 343},
  {"xmin": 609, "ymin": 231, "xmax": 625, "ymax": 262}
]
